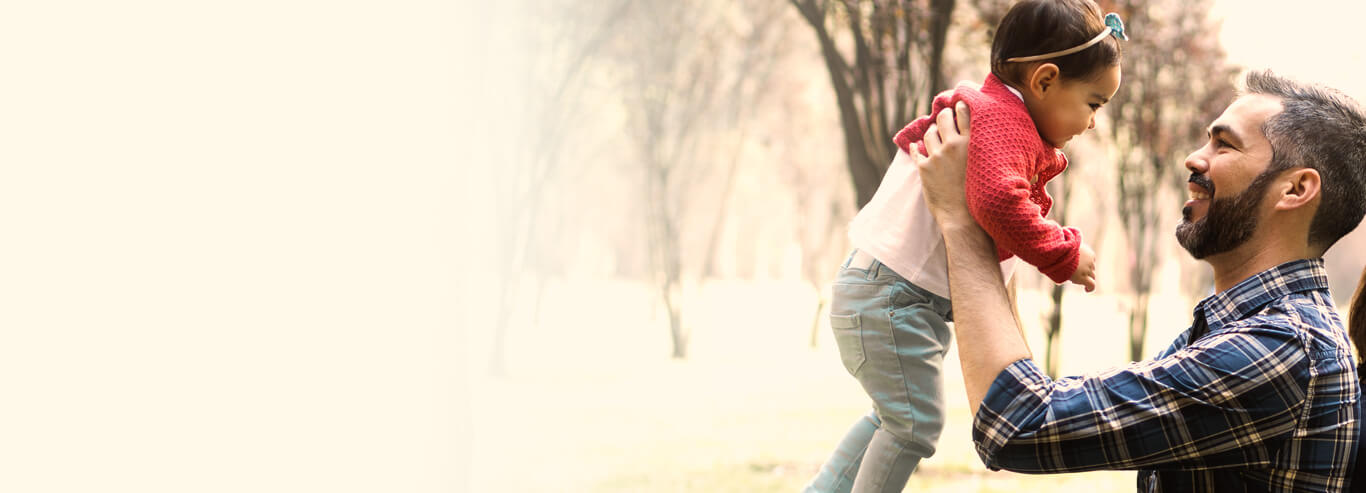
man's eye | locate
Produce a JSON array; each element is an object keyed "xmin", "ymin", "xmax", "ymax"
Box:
[{"xmin": 1089, "ymin": 103, "xmax": 1101, "ymax": 110}]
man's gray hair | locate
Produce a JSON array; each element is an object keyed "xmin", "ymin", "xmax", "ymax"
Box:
[{"xmin": 1244, "ymin": 69, "xmax": 1366, "ymax": 251}]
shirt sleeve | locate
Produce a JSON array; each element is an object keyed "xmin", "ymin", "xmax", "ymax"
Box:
[
  {"xmin": 963, "ymin": 116, "xmax": 1080, "ymax": 283},
  {"xmin": 972, "ymin": 324, "xmax": 1310, "ymax": 473}
]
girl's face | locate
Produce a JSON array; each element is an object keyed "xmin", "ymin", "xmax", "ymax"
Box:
[{"xmin": 1025, "ymin": 64, "xmax": 1122, "ymax": 148}]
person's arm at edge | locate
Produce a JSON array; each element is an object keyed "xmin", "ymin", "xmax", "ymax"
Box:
[{"xmin": 920, "ymin": 103, "xmax": 1033, "ymax": 414}]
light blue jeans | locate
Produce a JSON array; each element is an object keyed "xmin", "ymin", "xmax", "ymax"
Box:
[{"xmin": 806, "ymin": 250, "xmax": 954, "ymax": 493}]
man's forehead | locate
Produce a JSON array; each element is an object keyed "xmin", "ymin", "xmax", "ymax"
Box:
[{"xmin": 1210, "ymin": 94, "xmax": 1284, "ymax": 139}]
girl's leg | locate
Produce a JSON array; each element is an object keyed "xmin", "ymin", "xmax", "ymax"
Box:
[
  {"xmin": 819, "ymin": 252, "xmax": 952, "ymax": 493},
  {"xmin": 850, "ymin": 428, "xmax": 924, "ymax": 493},
  {"xmin": 803, "ymin": 410, "xmax": 881, "ymax": 493},
  {"xmin": 846, "ymin": 274, "xmax": 954, "ymax": 492}
]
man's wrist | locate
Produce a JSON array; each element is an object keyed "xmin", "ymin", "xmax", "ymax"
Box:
[{"xmin": 937, "ymin": 213, "xmax": 985, "ymax": 236}]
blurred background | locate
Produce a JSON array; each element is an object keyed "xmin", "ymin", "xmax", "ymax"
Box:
[{"xmin": 460, "ymin": 1, "xmax": 1366, "ymax": 491}]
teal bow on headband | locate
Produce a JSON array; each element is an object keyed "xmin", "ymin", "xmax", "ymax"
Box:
[
  {"xmin": 1003, "ymin": 11, "xmax": 1129, "ymax": 62},
  {"xmin": 1105, "ymin": 12, "xmax": 1128, "ymax": 41}
]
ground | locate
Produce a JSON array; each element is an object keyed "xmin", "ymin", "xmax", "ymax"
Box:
[{"xmin": 467, "ymin": 279, "xmax": 1160, "ymax": 492}]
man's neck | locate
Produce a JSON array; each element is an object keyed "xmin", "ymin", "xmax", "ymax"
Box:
[{"xmin": 1208, "ymin": 239, "xmax": 1312, "ymax": 293}]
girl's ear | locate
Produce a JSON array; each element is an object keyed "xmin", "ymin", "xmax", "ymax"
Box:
[{"xmin": 1026, "ymin": 63, "xmax": 1061, "ymax": 99}]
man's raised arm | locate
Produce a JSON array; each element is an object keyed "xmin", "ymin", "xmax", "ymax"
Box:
[{"xmin": 917, "ymin": 103, "xmax": 1033, "ymax": 414}]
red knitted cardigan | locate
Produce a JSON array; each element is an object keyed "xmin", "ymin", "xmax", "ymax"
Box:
[{"xmin": 893, "ymin": 74, "xmax": 1081, "ymax": 284}]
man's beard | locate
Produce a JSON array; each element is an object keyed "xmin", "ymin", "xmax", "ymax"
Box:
[{"xmin": 1175, "ymin": 169, "xmax": 1277, "ymax": 259}]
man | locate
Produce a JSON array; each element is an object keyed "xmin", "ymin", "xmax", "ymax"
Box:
[{"xmin": 914, "ymin": 70, "xmax": 1366, "ymax": 491}]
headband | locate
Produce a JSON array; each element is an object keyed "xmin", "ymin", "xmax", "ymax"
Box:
[{"xmin": 1005, "ymin": 12, "xmax": 1128, "ymax": 63}]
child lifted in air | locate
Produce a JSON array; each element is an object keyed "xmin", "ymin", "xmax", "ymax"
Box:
[{"xmin": 807, "ymin": 1, "xmax": 1127, "ymax": 492}]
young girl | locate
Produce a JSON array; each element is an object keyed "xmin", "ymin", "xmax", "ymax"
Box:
[{"xmin": 806, "ymin": 1, "xmax": 1126, "ymax": 492}]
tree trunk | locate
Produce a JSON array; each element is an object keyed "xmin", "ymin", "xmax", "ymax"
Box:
[
  {"xmin": 809, "ymin": 293, "xmax": 827, "ymax": 348},
  {"xmin": 926, "ymin": 0, "xmax": 956, "ymax": 101},
  {"xmin": 1128, "ymin": 290, "xmax": 1150, "ymax": 361},
  {"xmin": 648, "ymin": 163, "xmax": 689, "ymax": 359},
  {"xmin": 1044, "ymin": 283, "xmax": 1064, "ymax": 379},
  {"xmin": 664, "ymin": 282, "xmax": 687, "ymax": 359},
  {"xmin": 788, "ymin": 0, "xmax": 957, "ymax": 209},
  {"xmin": 489, "ymin": 204, "xmax": 540, "ymax": 377}
]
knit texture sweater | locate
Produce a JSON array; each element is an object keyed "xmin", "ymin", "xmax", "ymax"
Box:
[{"xmin": 894, "ymin": 74, "xmax": 1081, "ymax": 283}]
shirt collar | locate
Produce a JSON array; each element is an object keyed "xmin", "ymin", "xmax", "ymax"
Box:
[
  {"xmin": 1004, "ymin": 83, "xmax": 1024, "ymax": 103},
  {"xmin": 983, "ymin": 73, "xmax": 1025, "ymax": 104},
  {"xmin": 1192, "ymin": 258, "xmax": 1330, "ymax": 334}
]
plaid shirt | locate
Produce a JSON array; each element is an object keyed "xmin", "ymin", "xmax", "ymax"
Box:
[{"xmin": 973, "ymin": 259, "xmax": 1359, "ymax": 491}]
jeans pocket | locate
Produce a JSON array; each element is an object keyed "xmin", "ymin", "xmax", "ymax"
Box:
[
  {"xmin": 889, "ymin": 282, "xmax": 929, "ymax": 310},
  {"xmin": 830, "ymin": 313, "xmax": 864, "ymax": 376}
]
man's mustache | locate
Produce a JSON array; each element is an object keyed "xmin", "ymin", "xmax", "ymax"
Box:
[{"xmin": 1188, "ymin": 173, "xmax": 1214, "ymax": 193}]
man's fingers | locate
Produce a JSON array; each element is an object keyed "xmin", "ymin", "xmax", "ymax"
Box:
[
  {"xmin": 935, "ymin": 106, "xmax": 957, "ymax": 139},
  {"xmin": 954, "ymin": 101, "xmax": 971, "ymax": 135},
  {"xmin": 926, "ymin": 106, "xmax": 967, "ymax": 156}
]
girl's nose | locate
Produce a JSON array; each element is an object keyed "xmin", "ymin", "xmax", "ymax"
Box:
[{"xmin": 1088, "ymin": 115, "xmax": 1097, "ymax": 130}]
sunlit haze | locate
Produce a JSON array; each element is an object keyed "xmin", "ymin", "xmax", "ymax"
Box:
[{"xmin": 1215, "ymin": 0, "xmax": 1366, "ymax": 100}]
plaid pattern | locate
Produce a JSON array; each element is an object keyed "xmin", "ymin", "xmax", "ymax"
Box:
[{"xmin": 972, "ymin": 259, "xmax": 1359, "ymax": 492}]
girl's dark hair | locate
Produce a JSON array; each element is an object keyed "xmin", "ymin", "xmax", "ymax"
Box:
[
  {"xmin": 1351, "ymin": 267, "xmax": 1366, "ymax": 365},
  {"xmin": 990, "ymin": 0, "xmax": 1122, "ymax": 87}
]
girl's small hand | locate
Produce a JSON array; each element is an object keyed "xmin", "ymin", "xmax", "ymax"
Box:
[{"xmin": 1070, "ymin": 243, "xmax": 1097, "ymax": 292}]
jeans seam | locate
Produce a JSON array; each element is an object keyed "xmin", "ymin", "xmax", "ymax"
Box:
[{"xmin": 885, "ymin": 295, "xmax": 915, "ymax": 444}]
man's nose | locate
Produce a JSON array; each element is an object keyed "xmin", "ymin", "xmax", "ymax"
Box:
[{"xmin": 1184, "ymin": 150, "xmax": 1208, "ymax": 174}]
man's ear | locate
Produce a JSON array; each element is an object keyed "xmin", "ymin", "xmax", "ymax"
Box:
[
  {"xmin": 1274, "ymin": 168, "xmax": 1321, "ymax": 211},
  {"xmin": 1026, "ymin": 63, "xmax": 1061, "ymax": 99}
]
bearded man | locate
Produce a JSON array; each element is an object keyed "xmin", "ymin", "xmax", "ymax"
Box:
[{"xmin": 915, "ymin": 70, "xmax": 1366, "ymax": 491}]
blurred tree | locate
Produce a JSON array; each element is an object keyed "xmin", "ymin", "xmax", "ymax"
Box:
[
  {"xmin": 967, "ymin": 0, "xmax": 1012, "ymax": 28},
  {"xmin": 609, "ymin": 0, "xmax": 787, "ymax": 358},
  {"xmin": 1102, "ymin": 0, "xmax": 1236, "ymax": 361},
  {"xmin": 778, "ymin": 134, "xmax": 854, "ymax": 347},
  {"xmin": 488, "ymin": 0, "xmax": 632, "ymax": 375},
  {"xmin": 789, "ymin": 0, "xmax": 958, "ymax": 208},
  {"xmin": 802, "ymin": 201, "xmax": 852, "ymax": 348},
  {"xmin": 698, "ymin": 2, "xmax": 794, "ymax": 282}
]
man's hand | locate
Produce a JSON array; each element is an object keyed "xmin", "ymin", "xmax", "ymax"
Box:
[
  {"xmin": 1069, "ymin": 243, "xmax": 1097, "ymax": 292},
  {"xmin": 918, "ymin": 101, "xmax": 975, "ymax": 229}
]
